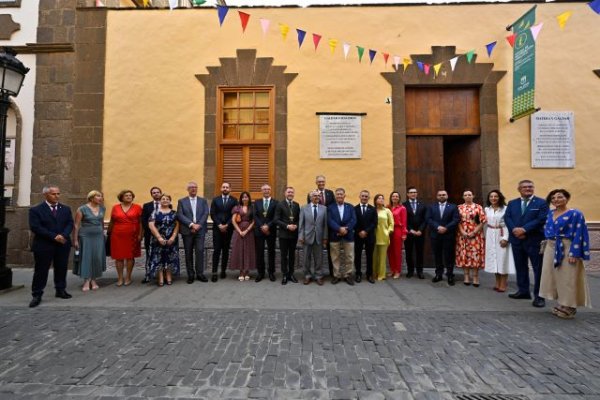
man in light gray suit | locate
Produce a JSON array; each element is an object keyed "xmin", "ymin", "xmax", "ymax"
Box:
[
  {"xmin": 176, "ymin": 181, "xmax": 209, "ymax": 283},
  {"xmin": 298, "ymin": 190, "xmax": 328, "ymax": 285}
]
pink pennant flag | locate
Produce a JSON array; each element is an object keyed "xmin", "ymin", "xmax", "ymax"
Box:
[
  {"xmin": 312, "ymin": 34, "xmax": 322, "ymax": 51},
  {"xmin": 393, "ymin": 56, "xmax": 401, "ymax": 71},
  {"xmin": 343, "ymin": 43, "xmax": 351, "ymax": 60},
  {"xmin": 259, "ymin": 18, "xmax": 270, "ymax": 36},
  {"xmin": 530, "ymin": 22, "xmax": 543, "ymax": 41},
  {"xmin": 423, "ymin": 64, "xmax": 430, "ymax": 75},
  {"xmin": 328, "ymin": 38, "xmax": 338, "ymax": 55},
  {"xmin": 382, "ymin": 53, "xmax": 389, "ymax": 67},
  {"xmin": 95, "ymin": 0, "xmax": 105, "ymax": 6},
  {"xmin": 238, "ymin": 12, "xmax": 250, "ymax": 33},
  {"xmin": 449, "ymin": 56, "xmax": 458, "ymax": 71}
]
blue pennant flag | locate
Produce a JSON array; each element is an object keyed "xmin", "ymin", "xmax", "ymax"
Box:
[
  {"xmin": 368, "ymin": 49, "xmax": 377, "ymax": 64},
  {"xmin": 296, "ymin": 29, "xmax": 306, "ymax": 48},
  {"xmin": 589, "ymin": 0, "xmax": 600, "ymax": 14},
  {"xmin": 217, "ymin": 5, "xmax": 229, "ymax": 26},
  {"xmin": 417, "ymin": 61, "xmax": 424, "ymax": 71},
  {"xmin": 486, "ymin": 41, "xmax": 497, "ymax": 57}
]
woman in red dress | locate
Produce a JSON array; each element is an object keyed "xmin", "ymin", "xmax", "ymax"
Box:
[
  {"xmin": 455, "ymin": 190, "xmax": 487, "ymax": 287},
  {"xmin": 108, "ymin": 189, "xmax": 142, "ymax": 286},
  {"xmin": 387, "ymin": 191, "xmax": 407, "ymax": 279}
]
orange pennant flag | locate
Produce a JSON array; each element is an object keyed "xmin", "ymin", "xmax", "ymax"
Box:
[
  {"xmin": 382, "ymin": 52, "xmax": 389, "ymax": 66},
  {"xmin": 238, "ymin": 11, "xmax": 250, "ymax": 33}
]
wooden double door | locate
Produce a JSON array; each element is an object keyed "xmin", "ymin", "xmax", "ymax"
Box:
[{"xmin": 404, "ymin": 87, "xmax": 483, "ymax": 266}]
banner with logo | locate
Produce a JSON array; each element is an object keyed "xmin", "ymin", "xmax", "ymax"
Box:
[{"xmin": 511, "ymin": 6, "xmax": 538, "ymax": 122}]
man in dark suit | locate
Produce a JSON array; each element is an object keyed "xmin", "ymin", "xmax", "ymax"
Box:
[
  {"xmin": 210, "ymin": 182, "xmax": 238, "ymax": 282},
  {"xmin": 141, "ymin": 186, "xmax": 163, "ymax": 283},
  {"xmin": 353, "ymin": 190, "xmax": 377, "ymax": 284},
  {"xmin": 426, "ymin": 190, "xmax": 459, "ymax": 285},
  {"xmin": 403, "ymin": 186, "xmax": 427, "ymax": 279},
  {"xmin": 177, "ymin": 181, "xmax": 209, "ymax": 283},
  {"xmin": 28, "ymin": 185, "xmax": 74, "ymax": 308},
  {"xmin": 275, "ymin": 186, "xmax": 300, "ymax": 285},
  {"xmin": 504, "ymin": 179, "xmax": 549, "ymax": 308},
  {"xmin": 307, "ymin": 175, "xmax": 335, "ymax": 276},
  {"xmin": 327, "ymin": 188, "xmax": 357, "ymax": 286},
  {"xmin": 254, "ymin": 184, "xmax": 278, "ymax": 282}
]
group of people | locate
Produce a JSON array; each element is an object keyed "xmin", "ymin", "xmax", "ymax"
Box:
[{"xmin": 27, "ymin": 178, "xmax": 592, "ymax": 319}]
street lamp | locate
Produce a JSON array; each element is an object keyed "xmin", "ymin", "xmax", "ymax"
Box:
[{"xmin": 0, "ymin": 47, "xmax": 29, "ymax": 290}]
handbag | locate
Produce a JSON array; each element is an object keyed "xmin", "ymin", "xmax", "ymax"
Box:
[{"xmin": 72, "ymin": 250, "xmax": 81, "ymax": 275}]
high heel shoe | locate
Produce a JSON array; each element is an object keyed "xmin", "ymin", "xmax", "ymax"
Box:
[{"xmin": 82, "ymin": 283, "xmax": 90, "ymax": 292}]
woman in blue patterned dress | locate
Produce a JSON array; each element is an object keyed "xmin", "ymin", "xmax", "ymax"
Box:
[
  {"xmin": 540, "ymin": 189, "xmax": 591, "ymax": 319},
  {"xmin": 148, "ymin": 194, "xmax": 180, "ymax": 286}
]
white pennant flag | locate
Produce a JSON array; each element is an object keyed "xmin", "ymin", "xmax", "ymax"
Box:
[
  {"xmin": 260, "ymin": 18, "xmax": 270, "ymax": 36},
  {"xmin": 449, "ymin": 56, "xmax": 459, "ymax": 71},
  {"xmin": 343, "ymin": 43, "xmax": 351, "ymax": 60},
  {"xmin": 393, "ymin": 55, "xmax": 401, "ymax": 71},
  {"xmin": 169, "ymin": 0, "xmax": 177, "ymax": 10},
  {"xmin": 530, "ymin": 22, "xmax": 543, "ymax": 41}
]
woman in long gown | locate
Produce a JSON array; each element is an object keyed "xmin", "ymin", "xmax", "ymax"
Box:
[
  {"xmin": 386, "ymin": 191, "xmax": 407, "ymax": 279},
  {"xmin": 374, "ymin": 194, "xmax": 395, "ymax": 281},
  {"xmin": 148, "ymin": 194, "xmax": 180, "ymax": 286},
  {"xmin": 72, "ymin": 190, "xmax": 106, "ymax": 291},
  {"xmin": 230, "ymin": 191, "xmax": 256, "ymax": 281},
  {"xmin": 455, "ymin": 190, "xmax": 487, "ymax": 287},
  {"xmin": 108, "ymin": 189, "xmax": 142, "ymax": 287},
  {"xmin": 540, "ymin": 189, "xmax": 591, "ymax": 319},
  {"xmin": 483, "ymin": 190, "xmax": 515, "ymax": 292}
]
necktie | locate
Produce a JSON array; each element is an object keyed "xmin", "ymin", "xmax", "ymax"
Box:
[
  {"xmin": 154, "ymin": 202, "xmax": 159, "ymax": 212},
  {"xmin": 264, "ymin": 199, "xmax": 269, "ymax": 210},
  {"xmin": 521, "ymin": 198, "xmax": 528, "ymax": 215},
  {"xmin": 223, "ymin": 196, "xmax": 227, "ymax": 206},
  {"xmin": 439, "ymin": 203, "xmax": 445, "ymax": 217},
  {"xmin": 412, "ymin": 201, "xmax": 416, "ymax": 213},
  {"xmin": 313, "ymin": 205, "xmax": 318, "ymax": 221},
  {"xmin": 51, "ymin": 205, "xmax": 57, "ymax": 217},
  {"xmin": 362, "ymin": 205, "xmax": 366, "ymax": 215}
]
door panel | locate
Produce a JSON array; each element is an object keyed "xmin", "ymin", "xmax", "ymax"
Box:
[
  {"xmin": 406, "ymin": 136, "xmax": 444, "ymax": 204},
  {"xmin": 444, "ymin": 136, "xmax": 482, "ymax": 205}
]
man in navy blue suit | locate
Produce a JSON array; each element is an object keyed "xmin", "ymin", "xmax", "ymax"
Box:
[
  {"xmin": 426, "ymin": 190, "xmax": 459, "ymax": 286},
  {"xmin": 28, "ymin": 185, "xmax": 74, "ymax": 308},
  {"xmin": 504, "ymin": 179, "xmax": 549, "ymax": 308},
  {"xmin": 327, "ymin": 188, "xmax": 357, "ymax": 286},
  {"xmin": 210, "ymin": 182, "xmax": 238, "ymax": 282},
  {"xmin": 254, "ymin": 184, "xmax": 278, "ymax": 282},
  {"xmin": 353, "ymin": 190, "xmax": 377, "ymax": 284},
  {"xmin": 141, "ymin": 186, "xmax": 162, "ymax": 283}
]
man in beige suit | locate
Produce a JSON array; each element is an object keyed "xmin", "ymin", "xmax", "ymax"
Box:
[{"xmin": 298, "ymin": 191, "xmax": 328, "ymax": 285}]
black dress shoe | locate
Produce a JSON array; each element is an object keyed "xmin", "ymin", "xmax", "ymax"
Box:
[
  {"xmin": 532, "ymin": 298, "xmax": 546, "ymax": 308},
  {"xmin": 211, "ymin": 274, "xmax": 218, "ymax": 282},
  {"xmin": 331, "ymin": 277, "xmax": 340, "ymax": 284},
  {"xmin": 447, "ymin": 276, "xmax": 455, "ymax": 286},
  {"xmin": 345, "ymin": 277, "xmax": 355, "ymax": 286},
  {"xmin": 29, "ymin": 296, "xmax": 42, "ymax": 308},
  {"xmin": 255, "ymin": 274, "xmax": 264, "ymax": 283},
  {"xmin": 55, "ymin": 290, "xmax": 72, "ymax": 299},
  {"xmin": 432, "ymin": 275, "xmax": 443, "ymax": 283},
  {"xmin": 281, "ymin": 276, "xmax": 288, "ymax": 285},
  {"xmin": 141, "ymin": 278, "xmax": 150, "ymax": 284},
  {"xmin": 417, "ymin": 272, "xmax": 425, "ymax": 279},
  {"xmin": 355, "ymin": 275, "xmax": 362, "ymax": 283},
  {"xmin": 268, "ymin": 273, "xmax": 276, "ymax": 282},
  {"xmin": 289, "ymin": 275, "xmax": 298, "ymax": 283},
  {"xmin": 197, "ymin": 275, "xmax": 208, "ymax": 282},
  {"xmin": 187, "ymin": 278, "xmax": 194, "ymax": 284},
  {"xmin": 406, "ymin": 272, "xmax": 414, "ymax": 278},
  {"xmin": 508, "ymin": 291, "xmax": 532, "ymax": 299},
  {"xmin": 220, "ymin": 271, "xmax": 227, "ymax": 279},
  {"xmin": 367, "ymin": 277, "xmax": 375, "ymax": 284}
]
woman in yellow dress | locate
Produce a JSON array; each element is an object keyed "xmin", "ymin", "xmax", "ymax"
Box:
[{"xmin": 373, "ymin": 194, "xmax": 395, "ymax": 280}]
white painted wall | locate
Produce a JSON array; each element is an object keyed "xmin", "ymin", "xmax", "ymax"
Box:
[{"xmin": 0, "ymin": 2, "xmax": 39, "ymax": 206}]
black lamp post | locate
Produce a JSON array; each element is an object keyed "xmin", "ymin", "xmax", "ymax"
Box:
[{"xmin": 0, "ymin": 47, "xmax": 29, "ymax": 290}]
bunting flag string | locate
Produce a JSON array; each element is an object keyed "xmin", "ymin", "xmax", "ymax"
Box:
[
  {"xmin": 259, "ymin": 18, "xmax": 270, "ymax": 36},
  {"xmin": 217, "ymin": 5, "xmax": 228, "ymax": 26},
  {"xmin": 296, "ymin": 29, "xmax": 306, "ymax": 48},
  {"xmin": 279, "ymin": 23, "xmax": 290, "ymax": 40},
  {"xmin": 368, "ymin": 49, "xmax": 377, "ymax": 64},
  {"xmin": 343, "ymin": 43, "xmax": 351, "ymax": 60},
  {"xmin": 328, "ymin": 38, "xmax": 338, "ymax": 55},
  {"xmin": 530, "ymin": 22, "xmax": 543, "ymax": 41},
  {"xmin": 556, "ymin": 11, "xmax": 572, "ymax": 30},
  {"xmin": 485, "ymin": 41, "xmax": 497, "ymax": 57},
  {"xmin": 238, "ymin": 11, "xmax": 250, "ymax": 33},
  {"xmin": 357, "ymin": 46, "xmax": 365, "ymax": 63},
  {"xmin": 312, "ymin": 34, "xmax": 322, "ymax": 51}
]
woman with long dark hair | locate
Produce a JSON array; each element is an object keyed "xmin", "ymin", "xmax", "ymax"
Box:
[
  {"xmin": 483, "ymin": 190, "xmax": 515, "ymax": 292},
  {"xmin": 230, "ymin": 191, "xmax": 256, "ymax": 281}
]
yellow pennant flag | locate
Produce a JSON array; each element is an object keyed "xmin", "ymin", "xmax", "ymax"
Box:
[
  {"xmin": 556, "ymin": 11, "xmax": 572, "ymax": 31},
  {"xmin": 328, "ymin": 38, "xmax": 338, "ymax": 55},
  {"xmin": 142, "ymin": 0, "xmax": 149, "ymax": 6},
  {"xmin": 402, "ymin": 57, "xmax": 411, "ymax": 72},
  {"xmin": 279, "ymin": 23, "xmax": 290, "ymax": 40},
  {"xmin": 433, "ymin": 63, "xmax": 442, "ymax": 77}
]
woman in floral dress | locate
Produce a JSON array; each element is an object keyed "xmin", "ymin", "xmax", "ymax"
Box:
[
  {"xmin": 456, "ymin": 190, "xmax": 487, "ymax": 287},
  {"xmin": 148, "ymin": 194, "xmax": 180, "ymax": 286}
]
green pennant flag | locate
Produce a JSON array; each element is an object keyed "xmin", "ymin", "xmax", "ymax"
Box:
[
  {"xmin": 510, "ymin": 6, "xmax": 538, "ymax": 121},
  {"xmin": 465, "ymin": 49, "xmax": 475, "ymax": 63},
  {"xmin": 357, "ymin": 46, "xmax": 365, "ymax": 63}
]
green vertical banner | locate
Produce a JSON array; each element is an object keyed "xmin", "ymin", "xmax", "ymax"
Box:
[{"xmin": 511, "ymin": 6, "xmax": 537, "ymax": 121}]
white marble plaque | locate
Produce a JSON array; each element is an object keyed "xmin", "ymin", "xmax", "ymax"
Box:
[
  {"xmin": 531, "ymin": 111, "xmax": 575, "ymax": 168},
  {"xmin": 319, "ymin": 115, "xmax": 362, "ymax": 159}
]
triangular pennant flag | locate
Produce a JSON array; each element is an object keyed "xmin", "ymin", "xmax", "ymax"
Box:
[
  {"xmin": 312, "ymin": 34, "xmax": 322, "ymax": 51},
  {"xmin": 368, "ymin": 49, "xmax": 377, "ymax": 64},
  {"xmin": 142, "ymin": 0, "xmax": 149, "ymax": 6},
  {"xmin": 424, "ymin": 64, "xmax": 431, "ymax": 75},
  {"xmin": 296, "ymin": 29, "xmax": 306, "ymax": 48},
  {"xmin": 279, "ymin": 23, "xmax": 289, "ymax": 40},
  {"xmin": 217, "ymin": 5, "xmax": 229, "ymax": 26},
  {"xmin": 506, "ymin": 33, "xmax": 517, "ymax": 48},
  {"xmin": 343, "ymin": 43, "xmax": 351, "ymax": 60},
  {"xmin": 238, "ymin": 11, "xmax": 250, "ymax": 33},
  {"xmin": 449, "ymin": 56, "xmax": 458, "ymax": 71},
  {"xmin": 357, "ymin": 46, "xmax": 365, "ymax": 63},
  {"xmin": 556, "ymin": 11, "xmax": 572, "ymax": 30},
  {"xmin": 530, "ymin": 22, "xmax": 543, "ymax": 41},
  {"xmin": 192, "ymin": 0, "xmax": 206, "ymax": 5},
  {"xmin": 382, "ymin": 52, "xmax": 389, "ymax": 66},
  {"xmin": 485, "ymin": 41, "xmax": 497, "ymax": 57},
  {"xmin": 416, "ymin": 61, "xmax": 424, "ymax": 71},
  {"xmin": 169, "ymin": 0, "xmax": 177, "ymax": 10},
  {"xmin": 433, "ymin": 63, "xmax": 442, "ymax": 76},
  {"xmin": 403, "ymin": 58, "xmax": 411, "ymax": 72},
  {"xmin": 328, "ymin": 38, "xmax": 338, "ymax": 55},
  {"xmin": 465, "ymin": 50, "xmax": 475, "ymax": 64},
  {"xmin": 260, "ymin": 18, "xmax": 270, "ymax": 36},
  {"xmin": 393, "ymin": 56, "xmax": 401, "ymax": 71},
  {"xmin": 95, "ymin": 0, "xmax": 105, "ymax": 6},
  {"xmin": 589, "ymin": 0, "xmax": 600, "ymax": 14}
]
